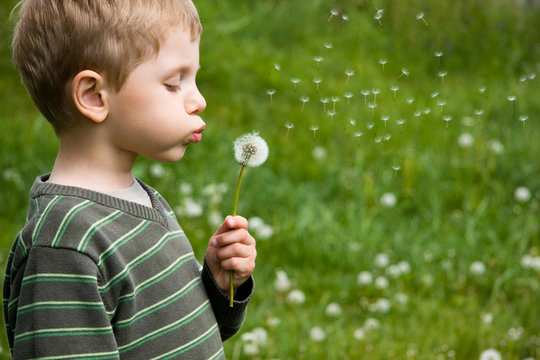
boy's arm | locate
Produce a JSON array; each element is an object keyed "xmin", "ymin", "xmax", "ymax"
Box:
[{"xmin": 6, "ymin": 246, "xmax": 118, "ymax": 359}]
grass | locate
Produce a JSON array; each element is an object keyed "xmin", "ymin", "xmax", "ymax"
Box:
[{"xmin": 1, "ymin": 0, "xmax": 540, "ymax": 358}]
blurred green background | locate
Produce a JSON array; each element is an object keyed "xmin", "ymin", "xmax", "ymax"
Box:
[{"xmin": 1, "ymin": 0, "xmax": 540, "ymax": 359}]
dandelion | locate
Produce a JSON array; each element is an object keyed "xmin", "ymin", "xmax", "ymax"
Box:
[
  {"xmin": 275, "ymin": 270, "xmax": 292, "ymax": 292},
  {"xmin": 285, "ymin": 122, "xmax": 295, "ymax": 136},
  {"xmin": 344, "ymin": 92, "xmax": 354, "ymax": 105},
  {"xmin": 310, "ymin": 327, "xmax": 326, "ymax": 342},
  {"xmin": 397, "ymin": 67, "xmax": 410, "ymax": 79},
  {"xmin": 458, "ymin": 133, "xmax": 474, "ymax": 148},
  {"xmin": 345, "ymin": 69, "xmax": 355, "ymax": 85},
  {"xmin": 325, "ymin": 302, "xmax": 343, "ymax": 317},
  {"xmin": 375, "ymin": 276, "xmax": 389, "ymax": 289},
  {"xmin": 442, "ymin": 115, "xmax": 453, "ymax": 129},
  {"xmin": 320, "ymin": 97, "xmax": 330, "ymax": 112},
  {"xmin": 514, "ymin": 186, "xmax": 531, "ymax": 203},
  {"xmin": 290, "ymin": 78, "xmax": 301, "ymax": 92},
  {"xmin": 374, "ymin": 9, "xmax": 384, "ymax": 26},
  {"xmin": 286, "ymin": 289, "xmax": 306, "ymax": 304},
  {"xmin": 149, "ymin": 163, "xmax": 166, "ymax": 178},
  {"xmin": 416, "ymin": 12, "xmax": 428, "ymax": 25},
  {"xmin": 353, "ymin": 328, "xmax": 366, "ymax": 341},
  {"xmin": 375, "ymin": 253, "xmax": 390, "ymax": 268},
  {"xmin": 179, "ymin": 182, "xmax": 193, "ymax": 195},
  {"xmin": 178, "ymin": 197, "xmax": 203, "ymax": 217},
  {"xmin": 481, "ymin": 313, "xmax": 494, "ymax": 324},
  {"xmin": 364, "ymin": 318, "xmax": 381, "ymax": 331},
  {"xmin": 390, "ymin": 85, "xmax": 399, "ymax": 99},
  {"xmin": 312, "ymin": 78, "xmax": 322, "ymax": 92},
  {"xmin": 469, "ymin": 261, "xmax": 486, "ymax": 276},
  {"xmin": 488, "ymin": 140, "xmax": 504, "ymax": 154},
  {"xmin": 479, "ymin": 348, "xmax": 501, "ymax": 360},
  {"xmin": 300, "ymin": 96, "xmax": 310, "ymax": 111},
  {"xmin": 378, "ymin": 58, "xmax": 387, "ymax": 72},
  {"xmin": 328, "ymin": 8, "xmax": 339, "ymax": 22},
  {"xmin": 231, "ymin": 132, "xmax": 269, "ymax": 306},
  {"xmin": 266, "ymin": 89, "xmax": 276, "ymax": 104},
  {"xmin": 357, "ymin": 271, "xmax": 373, "ymax": 285},
  {"xmin": 371, "ymin": 298, "xmax": 391, "ymax": 314},
  {"xmin": 380, "ymin": 192, "xmax": 397, "ymax": 207}
]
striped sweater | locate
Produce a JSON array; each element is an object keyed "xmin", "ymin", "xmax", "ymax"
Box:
[{"xmin": 3, "ymin": 174, "xmax": 253, "ymax": 359}]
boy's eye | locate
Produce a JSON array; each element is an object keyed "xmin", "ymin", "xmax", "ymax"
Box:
[{"xmin": 165, "ymin": 84, "xmax": 180, "ymax": 92}]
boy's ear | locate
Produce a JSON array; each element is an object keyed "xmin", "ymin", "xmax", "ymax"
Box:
[{"xmin": 71, "ymin": 70, "xmax": 110, "ymax": 123}]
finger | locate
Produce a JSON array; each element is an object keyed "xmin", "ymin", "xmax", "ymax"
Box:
[
  {"xmin": 219, "ymin": 256, "xmax": 256, "ymax": 277},
  {"xmin": 214, "ymin": 242, "xmax": 254, "ymax": 262},
  {"xmin": 212, "ymin": 228, "xmax": 254, "ymax": 248},
  {"xmin": 213, "ymin": 216, "xmax": 248, "ymax": 237}
]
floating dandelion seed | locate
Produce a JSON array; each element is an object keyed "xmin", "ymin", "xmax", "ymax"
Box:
[
  {"xmin": 442, "ymin": 115, "xmax": 453, "ymax": 129},
  {"xmin": 384, "ymin": 134, "xmax": 392, "ymax": 141},
  {"xmin": 328, "ymin": 8, "xmax": 339, "ymax": 22},
  {"xmin": 320, "ymin": 97, "xmax": 330, "ymax": 112},
  {"xmin": 414, "ymin": 110, "xmax": 422, "ymax": 118},
  {"xmin": 313, "ymin": 56, "xmax": 324, "ymax": 71},
  {"xmin": 354, "ymin": 131, "xmax": 363, "ymax": 137},
  {"xmin": 327, "ymin": 110, "xmax": 337, "ymax": 122},
  {"xmin": 437, "ymin": 100, "xmax": 447, "ymax": 111},
  {"xmin": 345, "ymin": 69, "xmax": 355, "ymax": 86},
  {"xmin": 374, "ymin": 8, "xmax": 384, "ymax": 26},
  {"xmin": 378, "ymin": 58, "xmax": 387, "ymax": 72},
  {"xmin": 475, "ymin": 109, "xmax": 484, "ymax": 119},
  {"xmin": 392, "ymin": 165, "xmax": 401, "ymax": 175},
  {"xmin": 519, "ymin": 115, "xmax": 528, "ymax": 129},
  {"xmin": 375, "ymin": 136, "xmax": 383, "ymax": 144},
  {"xmin": 273, "ymin": 64, "xmax": 281, "ymax": 72},
  {"xmin": 290, "ymin": 78, "xmax": 301, "ymax": 92},
  {"xmin": 266, "ymin": 89, "xmax": 276, "ymax": 104},
  {"xmin": 529, "ymin": 73, "xmax": 536, "ymax": 81},
  {"xmin": 324, "ymin": 42, "xmax": 333, "ymax": 49},
  {"xmin": 344, "ymin": 92, "xmax": 354, "ymax": 105},
  {"xmin": 310, "ymin": 125, "xmax": 319, "ymax": 139},
  {"xmin": 435, "ymin": 51, "xmax": 444, "ymax": 66},
  {"xmin": 423, "ymin": 108, "xmax": 431, "ymax": 115},
  {"xmin": 285, "ymin": 123, "xmax": 295, "ymax": 136},
  {"xmin": 507, "ymin": 95, "xmax": 517, "ymax": 111},
  {"xmin": 367, "ymin": 123, "xmax": 374, "ymax": 130},
  {"xmin": 312, "ymin": 78, "xmax": 322, "ymax": 92},
  {"xmin": 396, "ymin": 119, "xmax": 406, "ymax": 125},
  {"xmin": 390, "ymin": 85, "xmax": 399, "ymax": 99},
  {"xmin": 368, "ymin": 103, "xmax": 377, "ymax": 118},
  {"xmin": 371, "ymin": 88, "xmax": 380, "ymax": 103},
  {"xmin": 431, "ymin": 91, "xmax": 440, "ymax": 99},
  {"xmin": 231, "ymin": 132, "xmax": 269, "ymax": 306},
  {"xmin": 416, "ymin": 12, "xmax": 428, "ymax": 25},
  {"xmin": 381, "ymin": 115, "xmax": 390, "ymax": 127},
  {"xmin": 438, "ymin": 71, "xmax": 448, "ymax": 86},
  {"xmin": 341, "ymin": 14, "xmax": 349, "ymax": 22},
  {"xmin": 520, "ymin": 74, "xmax": 528, "ymax": 83},
  {"xmin": 300, "ymin": 96, "xmax": 310, "ymax": 111},
  {"xmin": 348, "ymin": 119, "xmax": 357, "ymax": 127},
  {"xmin": 406, "ymin": 97, "xmax": 415, "ymax": 105},
  {"xmin": 397, "ymin": 67, "xmax": 410, "ymax": 79},
  {"xmin": 331, "ymin": 96, "xmax": 340, "ymax": 111},
  {"xmin": 361, "ymin": 90, "xmax": 370, "ymax": 104}
]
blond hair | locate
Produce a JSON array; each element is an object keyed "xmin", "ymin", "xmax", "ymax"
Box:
[{"xmin": 12, "ymin": 0, "xmax": 202, "ymax": 134}]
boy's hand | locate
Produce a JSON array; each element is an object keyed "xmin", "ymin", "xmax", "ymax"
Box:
[{"xmin": 205, "ymin": 216, "xmax": 256, "ymax": 294}]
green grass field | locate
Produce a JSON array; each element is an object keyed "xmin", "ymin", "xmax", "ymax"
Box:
[{"xmin": 1, "ymin": 0, "xmax": 540, "ymax": 358}]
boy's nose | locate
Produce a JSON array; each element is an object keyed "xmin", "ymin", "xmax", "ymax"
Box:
[{"xmin": 188, "ymin": 87, "xmax": 206, "ymax": 115}]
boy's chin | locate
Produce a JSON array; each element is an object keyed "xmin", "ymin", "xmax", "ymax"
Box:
[{"xmin": 146, "ymin": 148, "xmax": 187, "ymax": 164}]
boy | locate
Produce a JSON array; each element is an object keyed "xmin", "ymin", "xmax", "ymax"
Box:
[{"xmin": 3, "ymin": 0, "xmax": 257, "ymax": 358}]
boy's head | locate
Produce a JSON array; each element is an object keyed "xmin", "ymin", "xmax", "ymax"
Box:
[{"xmin": 12, "ymin": 0, "xmax": 202, "ymax": 135}]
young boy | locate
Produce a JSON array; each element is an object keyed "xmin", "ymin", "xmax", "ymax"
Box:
[{"xmin": 3, "ymin": 0, "xmax": 257, "ymax": 358}]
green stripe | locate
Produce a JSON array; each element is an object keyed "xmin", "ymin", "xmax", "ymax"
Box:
[
  {"xmin": 16, "ymin": 233, "xmax": 27, "ymax": 257},
  {"xmin": 17, "ymin": 301, "xmax": 104, "ymax": 316},
  {"xmin": 154, "ymin": 324, "xmax": 220, "ymax": 360},
  {"xmin": 98, "ymin": 230, "xmax": 184, "ymax": 293},
  {"xmin": 29, "ymin": 350, "xmax": 120, "ymax": 360},
  {"xmin": 52, "ymin": 200, "xmax": 93, "ymax": 247},
  {"xmin": 114, "ymin": 277, "xmax": 201, "ymax": 328},
  {"xmin": 208, "ymin": 348, "xmax": 225, "ymax": 360},
  {"xmin": 22, "ymin": 273, "xmax": 96, "ymax": 285},
  {"xmin": 14, "ymin": 326, "xmax": 113, "ymax": 343},
  {"xmin": 78, "ymin": 210, "xmax": 123, "ymax": 252},
  {"xmin": 118, "ymin": 301, "xmax": 211, "ymax": 353},
  {"xmin": 32, "ymin": 195, "xmax": 62, "ymax": 244},
  {"xmin": 96, "ymin": 220, "xmax": 151, "ymax": 268},
  {"xmin": 117, "ymin": 253, "xmax": 194, "ymax": 304}
]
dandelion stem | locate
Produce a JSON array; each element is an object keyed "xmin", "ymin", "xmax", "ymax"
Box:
[{"xmin": 230, "ymin": 164, "xmax": 247, "ymax": 307}]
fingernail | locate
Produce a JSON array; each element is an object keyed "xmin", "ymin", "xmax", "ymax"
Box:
[{"xmin": 211, "ymin": 237, "xmax": 217, "ymax": 247}]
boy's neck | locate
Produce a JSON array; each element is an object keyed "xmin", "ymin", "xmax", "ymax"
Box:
[{"xmin": 49, "ymin": 127, "xmax": 137, "ymax": 192}]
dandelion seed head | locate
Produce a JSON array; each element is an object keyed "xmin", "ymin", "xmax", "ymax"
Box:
[
  {"xmin": 479, "ymin": 348, "xmax": 501, "ymax": 360},
  {"xmin": 514, "ymin": 186, "xmax": 531, "ymax": 203},
  {"xmin": 378, "ymin": 58, "xmax": 387, "ymax": 65},
  {"xmin": 397, "ymin": 119, "xmax": 406, "ymax": 125},
  {"xmin": 438, "ymin": 71, "xmax": 448, "ymax": 78},
  {"xmin": 290, "ymin": 78, "xmax": 301, "ymax": 84},
  {"xmin": 529, "ymin": 73, "xmax": 536, "ymax": 80},
  {"xmin": 313, "ymin": 56, "xmax": 324, "ymax": 63},
  {"xmin": 375, "ymin": 253, "xmax": 390, "ymax": 268},
  {"xmin": 234, "ymin": 132, "xmax": 269, "ymax": 167},
  {"xmin": 380, "ymin": 192, "xmax": 397, "ymax": 207},
  {"xmin": 458, "ymin": 133, "xmax": 474, "ymax": 148},
  {"xmin": 274, "ymin": 270, "xmax": 292, "ymax": 292},
  {"xmin": 325, "ymin": 302, "xmax": 343, "ymax": 317},
  {"xmin": 330, "ymin": 8, "xmax": 339, "ymax": 16},
  {"xmin": 310, "ymin": 327, "xmax": 326, "ymax": 342},
  {"xmin": 266, "ymin": 89, "xmax": 276, "ymax": 95},
  {"xmin": 431, "ymin": 91, "xmax": 440, "ymax": 98},
  {"xmin": 469, "ymin": 261, "xmax": 486, "ymax": 276},
  {"xmin": 285, "ymin": 123, "xmax": 295, "ymax": 130},
  {"xmin": 507, "ymin": 95, "xmax": 517, "ymax": 102},
  {"xmin": 391, "ymin": 85, "xmax": 399, "ymax": 92},
  {"xmin": 519, "ymin": 115, "xmax": 529, "ymax": 122},
  {"xmin": 442, "ymin": 115, "xmax": 453, "ymax": 122},
  {"xmin": 488, "ymin": 140, "xmax": 504, "ymax": 154},
  {"xmin": 375, "ymin": 276, "xmax": 389, "ymax": 289},
  {"xmin": 475, "ymin": 109, "xmax": 484, "ymax": 116},
  {"xmin": 286, "ymin": 289, "xmax": 306, "ymax": 304},
  {"xmin": 312, "ymin": 78, "xmax": 322, "ymax": 84},
  {"xmin": 345, "ymin": 69, "xmax": 355, "ymax": 76},
  {"xmin": 354, "ymin": 131, "xmax": 364, "ymax": 137},
  {"xmin": 416, "ymin": 12, "xmax": 425, "ymax": 20},
  {"xmin": 300, "ymin": 96, "xmax": 310, "ymax": 103},
  {"xmin": 361, "ymin": 90, "xmax": 371, "ymax": 96},
  {"xmin": 357, "ymin": 271, "xmax": 373, "ymax": 285},
  {"xmin": 435, "ymin": 51, "xmax": 444, "ymax": 57},
  {"xmin": 374, "ymin": 9, "xmax": 384, "ymax": 20}
]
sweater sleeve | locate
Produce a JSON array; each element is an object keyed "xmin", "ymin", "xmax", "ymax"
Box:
[
  {"xmin": 6, "ymin": 246, "xmax": 119, "ymax": 359},
  {"xmin": 201, "ymin": 260, "xmax": 254, "ymax": 341}
]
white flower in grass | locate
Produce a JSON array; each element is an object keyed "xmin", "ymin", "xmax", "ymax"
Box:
[
  {"xmin": 515, "ymin": 186, "xmax": 531, "ymax": 203},
  {"xmin": 479, "ymin": 348, "xmax": 501, "ymax": 360},
  {"xmin": 370, "ymin": 298, "xmax": 391, "ymax": 314},
  {"xmin": 234, "ymin": 132, "xmax": 269, "ymax": 167},
  {"xmin": 242, "ymin": 342, "xmax": 259, "ymax": 356},
  {"xmin": 353, "ymin": 328, "xmax": 366, "ymax": 340},
  {"xmin": 470, "ymin": 261, "xmax": 486, "ymax": 276},
  {"xmin": 149, "ymin": 163, "xmax": 166, "ymax": 178},
  {"xmin": 207, "ymin": 210, "xmax": 223, "ymax": 228},
  {"xmin": 386, "ymin": 265, "xmax": 402, "ymax": 278},
  {"xmin": 507, "ymin": 327, "xmax": 524, "ymax": 341},
  {"xmin": 325, "ymin": 302, "xmax": 342, "ymax": 317},
  {"xmin": 266, "ymin": 317, "xmax": 281, "ymax": 327},
  {"xmin": 488, "ymin": 140, "xmax": 504, "ymax": 155},
  {"xmin": 357, "ymin": 271, "xmax": 373, "ymax": 286},
  {"xmin": 398, "ymin": 261, "xmax": 411, "ymax": 274},
  {"xmin": 179, "ymin": 182, "xmax": 193, "ymax": 195},
  {"xmin": 312, "ymin": 146, "xmax": 328, "ymax": 160},
  {"xmin": 180, "ymin": 197, "xmax": 203, "ymax": 217},
  {"xmin": 394, "ymin": 292, "xmax": 409, "ymax": 305},
  {"xmin": 375, "ymin": 253, "xmax": 390, "ymax": 268},
  {"xmin": 310, "ymin": 327, "xmax": 326, "ymax": 342},
  {"xmin": 521, "ymin": 255, "xmax": 540, "ymax": 271},
  {"xmin": 380, "ymin": 192, "xmax": 397, "ymax": 208},
  {"xmin": 363, "ymin": 318, "xmax": 381, "ymax": 331},
  {"xmin": 274, "ymin": 270, "xmax": 292, "ymax": 292},
  {"xmin": 286, "ymin": 289, "xmax": 306, "ymax": 304},
  {"xmin": 458, "ymin": 133, "xmax": 474, "ymax": 148},
  {"xmin": 375, "ymin": 276, "xmax": 389, "ymax": 289},
  {"xmin": 481, "ymin": 313, "xmax": 493, "ymax": 324}
]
